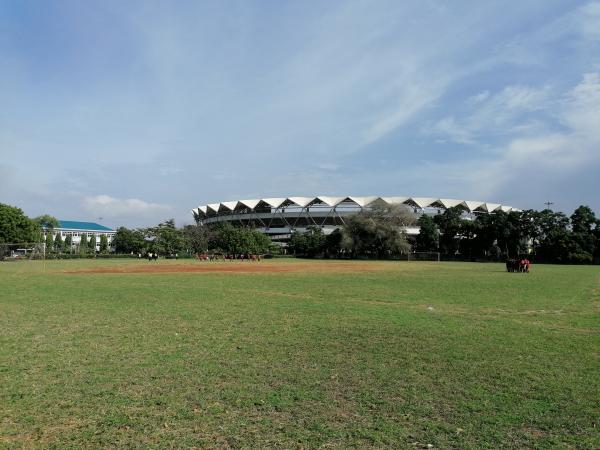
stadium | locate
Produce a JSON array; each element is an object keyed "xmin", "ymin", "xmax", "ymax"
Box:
[{"xmin": 191, "ymin": 195, "xmax": 519, "ymax": 241}]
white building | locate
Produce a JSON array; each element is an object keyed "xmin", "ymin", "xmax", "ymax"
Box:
[{"xmin": 47, "ymin": 220, "xmax": 116, "ymax": 251}]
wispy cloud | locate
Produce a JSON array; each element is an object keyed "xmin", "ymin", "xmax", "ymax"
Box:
[
  {"xmin": 1, "ymin": 1, "xmax": 599, "ymax": 223},
  {"xmin": 429, "ymin": 84, "xmax": 554, "ymax": 145},
  {"xmin": 578, "ymin": 1, "xmax": 600, "ymax": 41},
  {"xmin": 413, "ymin": 71, "xmax": 600, "ymax": 206}
]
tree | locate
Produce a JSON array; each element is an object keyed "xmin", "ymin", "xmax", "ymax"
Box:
[
  {"xmin": 459, "ymin": 219, "xmax": 478, "ymax": 259},
  {"xmin": 539, "ymin": 228, "xmax": 580, "ymax": 263},
  {"xmin": 112, "ymin": 227, "xmax": 147, "ymax": 254},
  {"xmin": 340, "ymin": 207, "xmax": 412, "ymax": 259},
  {"xmin": 595, "ymin": 219, "xmax": 600, "ymax": 259},
  {"xmin": 210, "ymin": 223, "xmax": 271, "ymax": 255},
  {"xmin": 32, "ymin": 215, "xmax": 59, "ymax": 244},
  {"xmin": 367, "ymin": 202, "xmax": 416, "ymax": 227},
  {"xmin": 54, "ymin": 233, "xmax": 64, "ymax": 253},
  {"xmin": 571, "ymin": 206, "xmax": 597, "ymax": 234},
  {"xmin": 99, "ymin": 234, "xmax": 109, "ymax": 254},
  {"xmin": 32, "ymin": 215, "xmax": 59, "ymax": 229},
  {"xmin": 324, "ymin": 228, "xmax": 343, "ymax": 257},
  {"xmin": 147, "ymin": 219, "xmax": 186, "ymax": 255},
  {"xmin": 45, "ymin": 232, "xmax": 54, "ymax": 254},
  {"xmin": 248, "ymin": 229, "xmax": 272, "ymax": 254},
  {"xmin": 536, "ymin": 210, "xmax": 570, "ymax": 262},
  {"xmin": 415, "ymin": 214, "xmax": 439, "ymax": 252},
  {"xmin": 64, "ymin": 235, "xmax": 73, "ymax": 253},
  {"xmin": 182, "ymin": 224, "xmax": 211, "ymax": 254},
  {"xmin": 0, "ymin": 203, "xmax": 36, "ymax": 244},
  {"xmin": 289, "ymin": 226, "xmax": 326, "ymax": 257},
  {"xmin": 570, "ymin": 206, "xmax": 597, "ymax": 257},
  {"xmin": 79, "ymin": 234, "xmax": 88, "ymax": 254},
  {"xmin": 434, "ymin": 207, "xmax": 464, "ymax": 255},
  {"xmin": 88, "ymin": 235, "xmax": 97, "ymax": 253}
]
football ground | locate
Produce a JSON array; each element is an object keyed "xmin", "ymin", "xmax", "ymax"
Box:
[{"xmin": 1, "ymin": 259, "xmax": 599, "ymax": 448}]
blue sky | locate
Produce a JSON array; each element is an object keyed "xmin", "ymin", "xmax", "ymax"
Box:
[{"xmin": 1, "ymin": 0, "xmax": 599, "ymax": 227}]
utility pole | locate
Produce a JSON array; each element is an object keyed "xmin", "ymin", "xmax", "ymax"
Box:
[{"xmin": 544, "ymin": 201, "xmax": 554, "ymax": 210}]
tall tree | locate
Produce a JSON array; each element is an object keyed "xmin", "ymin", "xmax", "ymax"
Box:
[
  {"xmin": 32, "ymin": 215, "xmax": 59, "ymax": 229},
  {"xmin": 79, "ymin": 234, "xmax": 88, "ymax": 254},
  {"xmin": 182, "ymin": 224, "xmax": 211, "ymax": 254},
  {"xmin": 571, "ymin": 206, "xmax": 597, "ymax": 234},
  {"xmin": 147, "ymin": 219, "xmax": 186, "ymax": 255},
  {"xmin": 64, "ymin": 235, "xmax": 73, "ymax": 253},
  {"xmin": 434, "ymin": 207, "xmax": 464, "ymax": 255},
  {"xmin": 99, "ymin": 234, "xmax": 109, "ymax": 254},
  {"xmin": 54, "ymin": 233, "xmax": 64, "ymax": 253},
  {"xmin": 210, "ymin": 223, "xmax": 271, "ymax": 255},
  {"xmin": 570, "ymin": 206, "xmax": 597, "ymax": 257},
  {"xmin": 340, "ymin": 208, "xmax": 411, "ymax": 258},
  {"xmin": 45, "ymin": 233, "xmax": 54, "ymax": 254},
  {"xmin": 0, "ymin": 203, "xmax": 36, "ymax": 244},
  {"xmin": 88, "ymin": 235, "xmax": 97, "ymax": 252},
  {"xmin": 459, "ymin": 219, "xmax": 478, "ymax": 259},
  {"xmin": 112, "ymin": 227, "xmax": 146, "ymax": 254},
  {"xmin": 325, "ymin": 229, "xmax": 343, "ymax": 257},
  {"xmin": 415, "ymin": 214, "xmax": 439, "ymax": 252},
  {"xmin": 289, "ymin": 226, "xmax": 326, "ymax": 257}
]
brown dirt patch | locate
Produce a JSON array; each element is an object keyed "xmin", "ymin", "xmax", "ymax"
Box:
[{"xmin": 61, "ymin": 261, "xmax": 389, "ymax": 275}]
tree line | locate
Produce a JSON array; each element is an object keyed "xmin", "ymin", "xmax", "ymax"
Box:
[
  {"xmin": 112, "ymin": 221, "xmax": 272, "ymax": 257},
  {"xmin": 0, "ymin": 203, "xmax": 273, "ymax": 258},
  {"xmin": 289, "ymin": 204, "xmax": 600, "ymax": 264},
  {"xmin": 2, "ymin": 201, "xmax": 600, "ymax": 263},
  {"xmin": 414, "ymin": 205, "xmax": 600, "ymax": 263}
]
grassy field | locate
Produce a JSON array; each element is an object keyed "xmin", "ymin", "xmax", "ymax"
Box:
[{"xmin": 1, "ymin": 259, "xmax": 599, "ymax": 449}]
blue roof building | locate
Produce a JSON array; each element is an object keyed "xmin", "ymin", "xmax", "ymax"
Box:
[
  {"xmin": 47, "ymin": 220, "xmax": 116, "ymax": 250},
  {"xmin": 57, "ymin": 220, "xmax": 115, "ymax": 232}
]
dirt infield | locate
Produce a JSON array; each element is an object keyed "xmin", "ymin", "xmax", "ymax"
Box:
[{"xmin": 61, "ymin": 260, "xmax": 389, "ymax": 275}]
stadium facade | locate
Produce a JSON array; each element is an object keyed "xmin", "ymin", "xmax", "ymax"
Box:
[{"xmin": 191, "ymin": 196, "xmax": 519, "ymax": 241}]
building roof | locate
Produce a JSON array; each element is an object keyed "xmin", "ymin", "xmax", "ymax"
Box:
[
  {"xmin": 57, "ymin": 220, "xmax": 114, "ymax": 232},
  {"xmin": 192, "ymin": 195, "xmax": 520, "ymax": 218}
]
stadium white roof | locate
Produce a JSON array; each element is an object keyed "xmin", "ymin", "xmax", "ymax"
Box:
[{"xmin": 192, "ymin": 196, "xmax": 519, "ymax": 217}]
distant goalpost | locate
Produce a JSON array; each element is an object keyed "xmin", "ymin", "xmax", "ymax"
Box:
[
  {"xmin": 407, "ymin": 251, "xmax": 440, "ymax": 262},
  {"xmin": 0, "ymin": 242, "xmax": 46, "ymax": 261}
]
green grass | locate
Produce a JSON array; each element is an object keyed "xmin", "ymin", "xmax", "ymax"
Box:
[{"xmin": 1, "ymin": 259, "xmax": 599, "ymax": 449}]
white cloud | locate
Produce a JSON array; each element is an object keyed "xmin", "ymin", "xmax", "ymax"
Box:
[
  {"xmin": 419, "ymin": 72, "xmax": 600, "ymax": 203},
  {"xmin": 430, "ymin": 84, "xmax": 553, "ymax": 145},
  {"xmin": 83, "ymin": 195, "xmax": 171, "ymax": 218},
  {"xmin": 363, "ymin": 84, "xmax": 443, "ymax": 145},
  {"xmin": 496, "ymin": 85, "xmax": 551, "ymax": 110},
  {"xmin": 469, "ymin": 91, "xmax": 490, "ymax": 104},
  {"xmin": 578, "ymin": 2, "xmax": 600, "ymax": 41},
  {"xmin": 506, "ymin": 74, "xmax": 599, "ymax": 168},
  {"xmin": 431, "ymin": 117, "xmax": 476, "ymax": 145},
  {"xmin": 561, "ymin": 72, "xmax": 600, "ymax": 134},
  {"xmin": 316, "ymin": 162, "xmax": 340, "ymax": 171}
]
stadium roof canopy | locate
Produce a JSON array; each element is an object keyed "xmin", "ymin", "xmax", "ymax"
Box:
[
  {"xmin": 57, "ymin": 220, "xmax": 115, "ymax": 232},
  {"xmin": 192, "ymin": 196, "xmax": 519, "ymax": 219}
]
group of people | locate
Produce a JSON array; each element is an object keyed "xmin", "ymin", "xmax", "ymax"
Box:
[
  {"xmin": 137, "ymin": 252, "xmax": 159, "ymax": 261},
  {"xmin": 196, "ymin": 253, "xmax": 261, "ymax": 261},
  {"xmin": 506, "ymin": 257, "xmax": 531, "ymax": 273}
]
